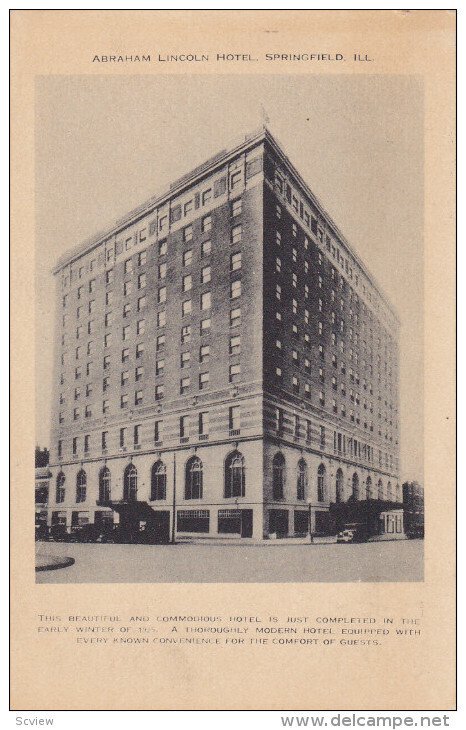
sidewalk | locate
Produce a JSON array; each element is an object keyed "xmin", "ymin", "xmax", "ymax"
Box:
[{"xmin": 175, "ymin": 535, "xmax": 338, "ymax": 546}]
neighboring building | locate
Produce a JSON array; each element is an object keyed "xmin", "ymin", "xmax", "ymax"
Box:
[
  {"xmin": 35, "ymin": 466, "xmax": 51, "ymax": 537},
  {"xmin": 403, "ymin": 481, "xmax": 424, "ymax": 538},
  {"xmin": 46, "ymin": 126, "xmax": 401, "ymax": 541}
]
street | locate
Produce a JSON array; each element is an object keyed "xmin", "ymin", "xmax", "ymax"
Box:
[{"xmin": 36, "ymin": 539, "xmax": 423, "ymax": 583}]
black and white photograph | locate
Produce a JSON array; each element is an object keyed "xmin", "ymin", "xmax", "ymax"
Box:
[{"xmin": 34, "ymin": 74, "xmax": 425, "ymax": 583}]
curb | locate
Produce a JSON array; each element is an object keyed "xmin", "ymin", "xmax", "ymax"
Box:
[{"xmin": 35, "ymin": 555, "xmax": 75, "ymax": 572}]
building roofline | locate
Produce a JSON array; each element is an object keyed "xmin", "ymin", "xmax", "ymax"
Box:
[
  {"xmin": 262, "ymin": 128, "xmax": 400, "ymax": 324},
  {"xmin": 52, "ymin": 124, "xmax": 399, "ymax": 323},
  {"xmin": 52, "ymin": 126, "xmax": 267, "ymax": 275}
]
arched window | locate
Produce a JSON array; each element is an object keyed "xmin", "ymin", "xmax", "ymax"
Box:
[
  {"xmin": 336, "ymin": 468, "xmax": 344, "ymax": 503},
  {"xmin": 224, "ymin": 451, "xmax": 245, "ymax": 498},
  {"xmin": 185, "ymin": 456, "xmax": 203, "ymax": 499},
  {"xmin": 124, "ymin": 464, "xmax": 138, "ymax": 501},
  {"xmin": 366, "ymin": 476, "xmax": 372, "ymax": 500},
  {"xmin": 352, "ymin": 472, "xmax": 360, "ymax": 500},
  {"xmin": 76, "ymin": 469, "xmax": 87, "ymax": 503},
  {"xmin": 387, "ymin": 481, "xmax": 393, "ymax": 501},
  {"xmin": 378, "ymin": 478, "xmax": 384, "ymax": 500},
  {"xmin": 396, "ymin": 483, "xmax": 401, "ymax": 502},
  {"xmin": 272, "ymin": 453, "xmax": 285, "ymax": 500},
  {"xmin": 317, "ymin": 463, "xmax": 326, "ymax": 502},
  {"xmin": 297, "ymin": 459, "xmax": 308, "ymax": 501},
  {"xmin": 56, "ymin": 472, "xmax": 65, "ymax": 503},
  {"xmin": 99, "ymin": 467, "xmax": 111, "ymax": 502},
  {"xmin": 151, "ymin": 461, "xmax": 166, "ymax": 500}
]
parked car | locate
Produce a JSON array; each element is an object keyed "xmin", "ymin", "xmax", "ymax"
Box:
[{"xmin": 337, "ymin": 529, "xmax": 356, "ymax": 543}]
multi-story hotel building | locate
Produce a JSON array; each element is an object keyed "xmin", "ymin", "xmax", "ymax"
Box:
[{"xmin": 46, "ymin": 126, "xmax": 401, "ymax": 541}]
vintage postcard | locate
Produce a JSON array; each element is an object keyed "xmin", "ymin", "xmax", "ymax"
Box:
[{"xmin": 10, "ymin": 9, "xmax": 456, "ymax": 710}]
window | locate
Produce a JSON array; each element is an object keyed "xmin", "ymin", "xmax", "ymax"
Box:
[
  {"xmin": 124, "ymin": 464, "xmax": 138, "ymax": 501},
  {"xmin": 230, "ymin": 307, "xmax": 241, "ymax": 327},
  {"xmin": 182, "ymin": 274, "xmax": 192, "ymax": 292},
  {"xmin": 297, "ymin": 459, "xmax": 308, "ymax": 501},
  {"xmin": 276, "ymin": 256, "xmax": 282, "ymax": 273},
  {"xmin": 201, "ymin": 265, "xmax": 211, "ymax": 284},
  {"xmin": 224, "ymin": 451, "xmax": 245, "ymax": 498},
  {"xmin": 157, "ymin": 311, "xmax": 166, "ymax": 328},
  {"xmin": 181, "ymin": 325, "xmax": 191, "ymax": 344},
  {"xmin": 201, "ymin": 240, "xmax": 211, "ymax": 257},
  {"xmin": 56, "ymin": 473, "xmax": 65, "ymax": 503},
  {"xmin": 231, "ymin": 225, "xmax": 242, "ymax": 245},
  {"xmin": 366, "ymin": 476, "xmax": 373, "ymax": 500},
  {"xmin": 102, "ymin": 377, "xmax": 109, "ymax": 392},
  {"xmin": 231, "ymin": 198, "xmax": 242, "ymax": 217},
  {"xmin": 199, "ymin": 344, "xmax": 210, "ymax": 363},
  {"xmin": 185, "ymin": 456, "xmax": 203, "ymax": 499},
  {"xmin": 273, "ymin": 453, "xmax": 285, "ymax": 500},
  {"xmin": 89, "ymin": 279, "xmax": 95, "ymax": 293},
  {"xmin": 229, "ymin": 364, "xmax": 241, "ymax": 383},
  {"xmin": 121, "ymin": 348, "xmax": 129, "ymax": 363},
  {"xmin": 200, "ymin": 291, "xmax": 211, "ymax": 310},
  {"xmin": 137, "ymin": 295, "xmax": 146, "ymax": 312},
  {"xmin": 73, "ymin": 407, "xmax": 80, "ymax": 421},
  {"xmin": 154, "ymin": 420, "xmax": 163, "ymax": 443},
  {"xmin": 200, "ymin": 317, "xmax": 211, "ymax": 334},
  {"xmin": 124, "ymin": 281, "xmax": 132, "ymax": 297},
  {"xmin": 202, "ymin": 188, "xmax": 212, "ymax": 205},
  {"xmin": 76, "ymin": 470, "xmax": 87, "ymax": 503},
  {"xmin": 182, "ymin": 300, "xmax": 192, "ymax": 317},
  {"xmin": 101, "ymin": 431, "xmax": 108, "ymax": 451},
  {"xmin": 84, "ymin": 406, "xmax": 91, "ymax": 420},
  {"xmin": 276, "ymin": 407, "xmax": 284, "ymax": 434},
  {"xmin": 177, "ymin": 351, "xmax": 190, "ymax": 371},
  {"xmin": 135, "ymin": 390, "xmax": 143, "ymax": 406},
  {"xmin": 137, "ymin": 319, "xmax": 145, "ymax": 335},
  {"xmin": 120, "ymin": 394, "xmax": 128, "ymax": 409},
  {"xmin": 184, "ymin": 225, "xmax": 193, "ymax": 242},
  {"xmin": 156, "ymin": 359, "xmax": 165, "ymax": 376},
  {"xmin": 158, "ymin": 287, "xmax": 166, "ymax": 304},
  {"xmin": 229, "ymin": 335, "xmax": 241, "ymax": 355},
  {"xmin": 119, "ymin": 427, "xmax": 127, "ymax": 448},
  {"xmin": 151, "ymin": 461, "xmax": 166, "ymax": 500},
  {"xmin": 159, "ymin": 239, "xmax": 167, "ymax": 256},
  {"xmin": 229, "ymin": 406, "xmax": 240, "ymax": 433},
  {"xmin": 138, "ymin": 250, "xmax": 146, "ymax": 266},
  {"xmin": 198, "ymin": 411, "xmax": 209, "ymax": 436},
  {"xmin": 180, "ymin": 377, "xmax": 190, "ymax": 394},
  {"xmin": 138, "ymin": 273, "xmax": 146, "ymax": 290},
  {"xmin": 155, "ymin": 384, "xmax": 164, "ymax": 400},
  {"xmin": 124, "ymin": 259, "xmax": 133, "ymax": 275},
  {"xmin": 320, "ymin": 426, "xmax": 326, "ymax": 448},
  {"xmin": 230, "ymin": 280, "xmax": 241, "ymax": 299},
  {"xmin": 276, "ymin": 205, "xmax": 281, "ymax": 219},
  {"xmin": 123, "ymin": 303, "xmax": 131, "ymax": 319},
  {"xmin": 292, "ymin": 376, "xmax": 299, "ymax": 393},
  {"xmin": 134, "ymin": 365, "xmax": 144, "ymax": 382},
  {"xmin": 202, "ymin": 215, "xmax": 212, "ymax": 233},
  {"xmin": 276, "ymin": 284, "xmax": 281, "ymax": 300},
  {"xmin": 306, "ymin": 420, "xmax": 312, "ymax": 442},
  {"xmin": 183, "ymin": 249, "xmax": 193, "ymax": 267},
  {"xmin": 105, "ymin": 312, "xmax": 113, "ymax": 328},
  {"xmin": 317, "ymin": 464, "xmax": 326, "ymax": 502},
  {"xmin": 72, "ymin": 437, "xmax": 78, "ymax": 455},
  {"xmin": 158, "ymin": 262, "xmax": 167, "ymax": 280},
  {"xmin": 199, "ymin": 372, "xmax": 210, "ymax": 390},
  {"xmin": 99, "ymin": 467, "xmax": 111, "ymax": 502}
]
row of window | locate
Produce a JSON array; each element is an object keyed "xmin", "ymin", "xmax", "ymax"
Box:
[
  {"xmin": 273, "ymin": 171, "xmax": 395, "ymax": 329},
  {"xmin": 58, "ymin": 407, "xmax": 241, "ymax": 458},
  {"xmin": 54, "ymin": 455, "xmax": 400, "ymax": 507}
]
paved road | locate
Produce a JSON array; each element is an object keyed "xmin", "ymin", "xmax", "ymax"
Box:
[{"xmin": 36, "ymin": 539, "xmax": 423, "ymax": 583}]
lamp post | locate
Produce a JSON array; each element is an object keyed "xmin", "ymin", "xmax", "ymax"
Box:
[{"xmin": 171, "ymin": 451, "xmax": 177, "ymax": 544}]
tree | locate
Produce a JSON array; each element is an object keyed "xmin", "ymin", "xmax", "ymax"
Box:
[{"xmin": 35, "ymin": 447, "xmax": 49, "ymax": 468}]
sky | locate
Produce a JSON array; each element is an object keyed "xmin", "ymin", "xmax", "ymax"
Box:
[{"xmin": 35, "ymin": 74, "xmax": 423, "ymax": 482}]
